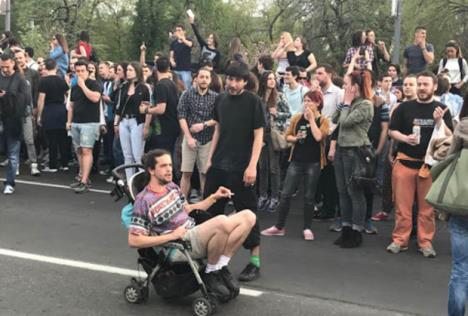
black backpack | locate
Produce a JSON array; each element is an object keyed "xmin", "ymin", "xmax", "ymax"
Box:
[{"xmin": 442, "ymin": 58, "xmax": 465, "ymax": 79}]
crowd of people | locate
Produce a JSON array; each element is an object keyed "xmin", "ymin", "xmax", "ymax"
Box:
[{"xmin": 1, "ymin": 15, "xmax": 468, "ymax": 314}]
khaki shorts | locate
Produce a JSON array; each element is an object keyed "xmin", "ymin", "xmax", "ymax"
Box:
[
  {"xmin": 181, "ymin": 137, "xmax": 211, "ymax": 173},
  {"xmin": 168, "ymin": 226, "xmax": 207, "ymax": 263}
]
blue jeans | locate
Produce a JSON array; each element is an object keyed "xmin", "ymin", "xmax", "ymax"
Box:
[
  {"xmin": 276, "ymin": 161, "xmax": 321, "ymax": 230},
  {"xmin": 174, "ymin": 70, "xmax": 192, "ymax": 90},
  {"xmin": 448, "ymin": 215, "xmax": 468, "ymax": 316},
  {"xmin": 119, "ymin": 118, "xmax": 145, "ymax": 179},
  {"xmin": 4, "ymin": 135, "xmax": 21, "ymax": 186}
]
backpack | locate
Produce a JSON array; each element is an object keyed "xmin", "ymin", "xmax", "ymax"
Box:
[{"xmin": 442, "ymin": 58, "xmax": 465, "ymax": 80}]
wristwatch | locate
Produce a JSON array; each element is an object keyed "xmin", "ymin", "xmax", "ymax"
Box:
[{"xmin": 203, "ymin": 121, "xmax": 208, "ymax": 129}]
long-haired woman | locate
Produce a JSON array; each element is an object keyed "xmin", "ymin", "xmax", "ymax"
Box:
[
  {"xmin": 257, "ymin": 71, "xmax": 291, "ymax": 212},
  {"xmin": 49, "ymin": 33, "xmax": 69, "ymax": 77},
  {"xmin": 113, "ymin": 62, "xmax": 152, "ymax": 179},
  {"xmin": 331, "ymin": 70, "xmax": 374, "ymax": 248}
]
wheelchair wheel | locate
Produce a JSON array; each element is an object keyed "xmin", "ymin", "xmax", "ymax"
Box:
[
  {"xmin": 124, "ymin": 285, "xmax": 144, "ymax": 304},
  {"xmin": 192, "ymin": 297, "xmax": 213, "ymax": 316}
]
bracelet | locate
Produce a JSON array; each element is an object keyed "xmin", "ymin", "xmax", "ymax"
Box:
[{"xmin": 203, "ymin": 122, "xmax": 208, "ymax": 129}]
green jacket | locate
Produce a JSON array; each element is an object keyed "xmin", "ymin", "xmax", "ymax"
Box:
[{"xmin": 332, "ymin": 97, "xmax": 373, "ymax": 147}]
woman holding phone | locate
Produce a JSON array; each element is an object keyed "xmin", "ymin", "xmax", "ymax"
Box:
[
  {"xmin": 113, "ymin": 62, "xmax": 152, "ymax": 179},
  {"xmin": 188, "ymin": 11, "xmax": 221, "ymax": 70},
  {"xmin": 343, "ymin": 30, "xmax": 374, "ymax": 72}
]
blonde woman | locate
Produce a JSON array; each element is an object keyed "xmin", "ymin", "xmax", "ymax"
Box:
[{"xmin": 271, "ymin": 32, "xmax": 295, "ymax": 75}]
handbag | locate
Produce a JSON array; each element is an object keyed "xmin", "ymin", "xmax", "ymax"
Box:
[
  {"xmin": 270, "ymin": 116, "xmax": 290, "ymax": 151},
  {"xmin": 351, "ymin": 145, "xmax": 377, "ymax": 189},
  {"xmin": 426, "ymin": 148, "xmax": 468, "ymax": 216}
]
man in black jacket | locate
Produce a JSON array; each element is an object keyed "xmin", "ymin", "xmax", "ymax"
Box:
[{"xmin": 0, "ymin": 52, "xmax": 28, "ymax": 194}]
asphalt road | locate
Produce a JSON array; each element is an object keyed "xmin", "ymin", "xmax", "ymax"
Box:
[{"xmin": 0, "ymin": 167, "xmax": 452, "ymax": 316}]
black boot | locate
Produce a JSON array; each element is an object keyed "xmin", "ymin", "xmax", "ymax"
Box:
[
  {"xmin": 334, "ymin": 226, "xmax": 352, "ymax": 246},
  {"xmin": 341, "ymin": 229, "xmax": 363, "ymax": 248}
]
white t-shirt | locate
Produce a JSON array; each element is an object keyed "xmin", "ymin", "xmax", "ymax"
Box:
[
  {"xmin": 438, "ymin": 58, "xmax": 468, "ymax": 84},
  {"xmin": 283, "ymin": 84, "xmax": 309, "ymax": 116}
]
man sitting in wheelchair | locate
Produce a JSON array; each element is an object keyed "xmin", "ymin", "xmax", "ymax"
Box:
[{"xmin": 128, "ymin": 149, "xmax": 256, "ymax": 301}]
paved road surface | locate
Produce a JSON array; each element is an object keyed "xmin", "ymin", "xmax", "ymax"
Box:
[{"xmin": 0, "ymin": 168, "xmax": 452, "ymax": 316}]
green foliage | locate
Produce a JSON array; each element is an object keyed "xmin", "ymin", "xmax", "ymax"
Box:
[{"xmin": 6, "ymin": 0, "xmax": 468, "ymax": 68}]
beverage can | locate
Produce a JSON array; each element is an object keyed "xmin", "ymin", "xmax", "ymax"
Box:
[{"xmin": 412, "ymin": 125, "xmax": 420, "ymax": 144}]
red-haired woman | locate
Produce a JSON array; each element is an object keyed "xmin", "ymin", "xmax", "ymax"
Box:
[
  {"xmin": 331, "ymin": 70, "xmax": 374, "ymax": 248},
  {"xmin": 261, "ymin": 90, "xmax": 329, "ymax": 240}
]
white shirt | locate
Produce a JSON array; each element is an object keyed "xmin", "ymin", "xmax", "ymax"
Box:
[
  {"xmin": 321, "ymin": 83, "xmax": 344, "ymax": 119},
  {"xmin": 438, "ymin": 58, "xmax": 468, "ymax": 84}
]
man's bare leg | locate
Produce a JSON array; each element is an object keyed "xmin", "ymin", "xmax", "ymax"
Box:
[
  {"xmin": 194, "ymin": 215, "xmax": 229, "ymax": 264},
  {"xmin": 222, "ymin": 210, "xmax": 256, "ymax": 257}
]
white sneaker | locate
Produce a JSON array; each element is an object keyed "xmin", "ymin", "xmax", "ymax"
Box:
[
  {"xmin": 42, "ymin": 166, "xmax": 58, "ymax": 173},
  {"xmin": 0, "ymin": 159, "xmax": 8, "ymax": 167},
  {"xmin": 3, "ymin": 185, "xmax": 15, "ymax": 194},
  {"xmin": 16, "ymin": 166, "xmax": 19, "ymax": 176},
  {"xmin": 31, "ymin": 163, "xmax": 41, "ymax": 176}
]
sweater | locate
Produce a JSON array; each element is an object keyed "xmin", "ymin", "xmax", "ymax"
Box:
[
  {"xmin": 285, "ymin": 113, "xmax": 329, "ymax": 169},
  {"xmin": 332, "ymin": 97, "xmax": 373, "ymax": 147}
]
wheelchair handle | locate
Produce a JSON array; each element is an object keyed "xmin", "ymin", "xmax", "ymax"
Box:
[{"xmin": 111, "ymin": 164, "xmax": 145, "ymax": 179}]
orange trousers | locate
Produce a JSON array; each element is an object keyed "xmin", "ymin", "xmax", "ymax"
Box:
[{"xmin": 392, "ymin": 161, "xmax": 435, "ymax": 248}]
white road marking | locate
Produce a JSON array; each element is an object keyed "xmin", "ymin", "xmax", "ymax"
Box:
[
  {"xmin": 0, "ymin": 178, "xmax": 111, "ymax": 194},
  {"xmin": 0, "ymin": 248, "xmax": 263, "ymax": 297}
]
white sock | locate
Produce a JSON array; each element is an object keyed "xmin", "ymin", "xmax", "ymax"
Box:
[
  {"xmin": 216, "ymin": 255, "xmax": 231, "ymax": 269},
  {"xmin": 205, "ymin": 263, "xmax": 220, "ymax": 273}
]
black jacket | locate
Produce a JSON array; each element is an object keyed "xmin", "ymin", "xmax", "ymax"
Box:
[{"xmin": 0, "ymin": 72, "xmax": 28, "ymax": 137}]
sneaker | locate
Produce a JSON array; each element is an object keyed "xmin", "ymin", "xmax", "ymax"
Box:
[
  {"xmin": 59, "ymin": 166, "xmax": 70, "ymax": 171},
  {"xmin": 303, "ymin": 229, "xmax": 315, "ymax": 241},
  {"xmin": 202, "ymin": 270, "xmax": 231, "ymax": 302},
  {"xmin": 42, "ymin": 166, "xmax": 58, "ymax": 173},
  {"xmin": 74, "ymin": 182, "xmax": 90, "ymax": 194},
  {"xmin": 70, "ymin": 180, "xmax": 81, "ymax": 188},
  {"xmin": 0, "ymin": 159, "xmax": 8, "ymax": 167},
  {"xmin": 364, "ymin": 219, "xmax": 378, "ymax": 235},
  {"xmin": 106, "ymin": 176, "xmax": 115, "ymax": 184},
  {"xmin": 329, "ymin": 218, "xmax": 343, "ymax": 232},
  {"xmin": 386, "ymin": 242, "xmax": 408, "ymax": 254},
  {"xmin": 257, "ymin": 195, "xmax": 269, "ymax": 211},
  {"xmin": 419, "ymin": 246, "xmax": 437, "ymax": 258},
  {"xmin": 220, "ymin": 266, "xmax": 240, "ymax": 299},
  {"xmin": 30, "ymin": 163, "xmax": 41, "ymax": 176},
  {"xmin": 371, "ymin": 211, "xmax": 389, "ymax": 221},
  {"xmin": 16, "ymin": 166, "xmax": 19, "ymax": 176},
  {"xmin": 261, "ymin": 226, "xmax": 285, "ymax": 236},
  {"xmin": 267, "ymin": 197, "xmax": 279, "ymax": 213},
  {"xmin": 3, "ymin": 184, "xmax": 14, "ymax": 194},
  {"xmin": 99, "ymin": 169, "xmax": 110, "ymax": 176},
  {"xmin": 238, "ymin": 263, "xmax": 260, "ymax": 282}
]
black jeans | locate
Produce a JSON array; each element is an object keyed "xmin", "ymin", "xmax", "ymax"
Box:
[
  {"xmin": 316, "ymin": 137, "xmax": 339, "ymax": 217},
  {"xmin": 45, "ymin": 129, "xmax": 69, "ymax": 169},
  {"xmin": 258, "ymin": 141, "xmax": 280, "ymax": 199},
  {"xmin": 334, "ymin": 146, "xmax": 367, "ymax": 230},
  {"xmin": 203, "ymin": 167, "xmax": 260, "ymax": 250},
  {"xmin": 276, "ymin": 161, "xmax": 321, "ymax": 230}
]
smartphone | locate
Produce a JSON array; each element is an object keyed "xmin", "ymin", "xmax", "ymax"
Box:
[
  {"xmin": 359, "ymin": 46, "xmax": 366, "ymax": 56},
  {"xmin": 186, "ymin": 9, "xmax": 194, "ymax": 18}
]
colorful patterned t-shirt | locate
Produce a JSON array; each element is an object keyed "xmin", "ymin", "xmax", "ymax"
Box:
[{"xmin": 129, "ymin": 182, "xmax": 195, "ymax": 236}]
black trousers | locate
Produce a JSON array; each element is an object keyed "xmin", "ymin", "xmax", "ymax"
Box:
[
  {"xmin": 45, "ymin": 129, "xmax": 69, "ymax": 169},
  {"xmin": 203, "ymin": 167, "xmax": 260, "ymax": 250}
]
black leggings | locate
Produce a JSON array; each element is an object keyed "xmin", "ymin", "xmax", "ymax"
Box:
[
  {"xmin": 45, "ymin": 129, "xmax": 69, "ymax": 169},
  {"xmin": 203, "ymin": 167, "xmax": 260, "ymax": 250}
]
